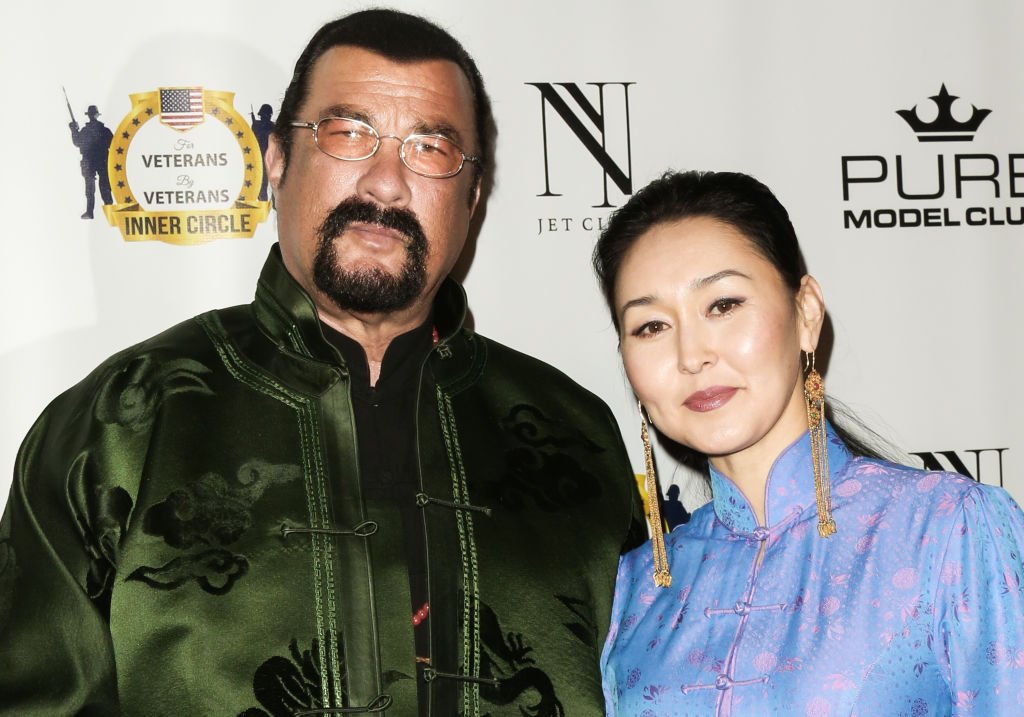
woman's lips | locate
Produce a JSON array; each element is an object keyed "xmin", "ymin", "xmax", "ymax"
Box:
[{"xmin": 683, "ymin": 386, "xmax": 738, "ymax": 412}]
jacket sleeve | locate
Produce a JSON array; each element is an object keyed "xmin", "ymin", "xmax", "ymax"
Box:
[
  {"xmin": 933, "ymin": 483, "xmax": 1024, "ymax": 713},
  {"xmin": 0, "ymin": 409, "xmax": 121, "ymax": 715}
]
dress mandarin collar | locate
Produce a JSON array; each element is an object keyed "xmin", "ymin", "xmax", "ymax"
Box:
[{"xmin": 709, "ymin": 423, "xmax": 853, "ymax": 534}]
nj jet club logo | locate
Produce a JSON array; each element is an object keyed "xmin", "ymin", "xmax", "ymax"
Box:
[{"xmin": 526, "ymin": 82, "xmax": 635, "ymax": 209}]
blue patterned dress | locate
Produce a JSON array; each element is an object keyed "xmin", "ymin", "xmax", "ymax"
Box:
[{"xmin": 602, "ymin": 427, "xmax": 1024, "ymax": 716}]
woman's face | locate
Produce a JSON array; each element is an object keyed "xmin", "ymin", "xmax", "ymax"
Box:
[{"xmin": 616, "ymin": 216, "xmax": 823, "ymax": 472}]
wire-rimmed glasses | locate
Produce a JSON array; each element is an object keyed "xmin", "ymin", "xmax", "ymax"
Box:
[{"xmin": 290, "ymin": 116, "xmax": 480, "ymax": 178}]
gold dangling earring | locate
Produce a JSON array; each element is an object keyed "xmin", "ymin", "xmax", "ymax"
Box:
[
  {"xmin": 804, "ymin": 352, "xmax": 836, "ymax": 537},
  {"xmin": 639, "ymin": 400, "xmax": 672, "ymax": 587}
]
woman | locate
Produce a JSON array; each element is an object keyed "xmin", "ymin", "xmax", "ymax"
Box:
[{"xmin": 595, "ymin": 170, "xmax": 1024, "ymax": 716}]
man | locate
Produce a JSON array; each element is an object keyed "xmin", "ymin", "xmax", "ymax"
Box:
[
  {"xmin": 0, "ymin": 10, "xmax": 642, "ymax": 716},
  {"xmin": 68, "ymin": 104, "xmax": 114, "ymax": 219}
]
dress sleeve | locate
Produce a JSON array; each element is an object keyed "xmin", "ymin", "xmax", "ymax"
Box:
[
  {"xmin": 933, "ymin": 482, "xmax": 1024, "ymax": 713},
  {"xmin": 600, "ymin": 553, "xmax": 628, "ymax": 717},
  {"xmin": 0, "ymin": 413, "xmax": 121, "ymax": 715},
  {"xmin": 601, "ymin": 543, "xmax": 650, "ymax": 717}
]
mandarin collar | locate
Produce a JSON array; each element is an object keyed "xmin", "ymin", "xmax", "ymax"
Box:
[
  {"xmin": 321, "ymin": 317, "xmax": 434, "ymax": 396},
  {"xmin": 709, "ymin": 423, "xmax": 853, "ymax": 534}
]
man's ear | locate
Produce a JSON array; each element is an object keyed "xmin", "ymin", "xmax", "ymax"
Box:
[
  {"xmin": 467, "ymin": 174, "xmax": 482, "ymax": 215},
  {"xmin": 266, "ymin": 134, "xmax": 285, "ymax": 192},
  {"xmin": 796, "ymin": 274, "xmax": 825, "ymax": 353}
]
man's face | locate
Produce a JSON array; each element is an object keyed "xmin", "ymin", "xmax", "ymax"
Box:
[{"xmin": 266, "ymin": 45, "xmax": 480, "ymax": 319}]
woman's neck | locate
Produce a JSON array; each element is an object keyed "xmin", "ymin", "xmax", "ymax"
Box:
[
  {"xmin": 711, "ymin": 447, "xmax": 774, "ymax": 526},
  {"xmin": 709, "ymin": 391, "xmax": 810, "ymax": 527}
]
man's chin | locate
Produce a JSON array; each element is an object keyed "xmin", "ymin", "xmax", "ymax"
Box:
[
  {"xmin": 314, "ymin": 266, "xmax": 424, "ymax": 315},
  {"xmin": 331, "ymin": 257, "xmax": 405, "ymax": 282},
  {"xmin": 313, "ymin": 225, "xmax": 427, "ymax": 314}
]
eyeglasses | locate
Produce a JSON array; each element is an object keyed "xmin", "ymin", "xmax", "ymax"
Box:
[{"xmin": 290, "ymin": 116, "xmax": 481, "ymax": 179}]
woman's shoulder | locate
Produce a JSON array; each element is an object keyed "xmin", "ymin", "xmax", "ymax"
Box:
[
  {"xmin": 844, "ymin": 456, "xmax": 975, "ymax": 496},
  {"xmin": 841, "ymin": 455, "xmax": 1017, "ymax": 520}
]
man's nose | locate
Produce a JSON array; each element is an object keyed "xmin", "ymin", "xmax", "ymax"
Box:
[{"xmin": 354, "ymin": 137, "xmax": 413, "ymax": 207}]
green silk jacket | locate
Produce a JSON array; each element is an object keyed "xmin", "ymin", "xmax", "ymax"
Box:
[{"xmin": 0, "ymin": 246, "xmax": 643, "ymax": 716}]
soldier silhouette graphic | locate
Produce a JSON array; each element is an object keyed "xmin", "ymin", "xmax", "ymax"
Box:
[
  {"xmin": 68, "ymin": 104, "xmax": 114, "ymax": 219},
  {"xmin": 250, "ymin": 103, "xmax": 275, "ymax": 202}
]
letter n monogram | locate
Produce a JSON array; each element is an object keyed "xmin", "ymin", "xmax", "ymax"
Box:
[{"xmin": 526, "ymin": 82, "xmax": 634, "ymax": 208}]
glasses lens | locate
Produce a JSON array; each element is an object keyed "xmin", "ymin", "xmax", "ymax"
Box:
[
  {"xmin": 316, "ymin": 117, "xmax": 377, "ymax": 160},
  {"xmin": 402, "ymin": 135, "xmax": 463, "ymax": 177}
]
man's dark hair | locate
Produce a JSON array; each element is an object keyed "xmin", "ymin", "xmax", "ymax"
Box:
[
  {"xmin": 272, "ymin": 8, "xmax": 493, "ymax": 185},
  {"xmin": 593, "ymin": 170, "xmax": 807, "ymax": 334}
]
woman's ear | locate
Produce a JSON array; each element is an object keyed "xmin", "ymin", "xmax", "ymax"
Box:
[{"xmin": 796, "ymin": 274, "xmax": 825, "ymax": 353}]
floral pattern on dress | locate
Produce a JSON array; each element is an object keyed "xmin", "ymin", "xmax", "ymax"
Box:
[{"xmin": 602, "ymin": 426, "xmax": 1024, "ymax": 716}]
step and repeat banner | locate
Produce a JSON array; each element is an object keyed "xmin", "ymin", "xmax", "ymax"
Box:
[{"xmin": 2, "ymin": 1, "xmax": 1022, "ymax": 515}]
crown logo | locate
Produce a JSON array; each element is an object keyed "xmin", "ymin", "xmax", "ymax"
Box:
[{"xmin": 896, "ymin": 84, "xmax": 991, "ymax": 142}]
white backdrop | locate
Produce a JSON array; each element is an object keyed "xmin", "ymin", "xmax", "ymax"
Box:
[{"xmin": 2, "ymin": 1, "xmax": 1022, "ymax": 514}]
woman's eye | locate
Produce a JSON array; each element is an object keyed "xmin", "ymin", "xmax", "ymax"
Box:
[
  {"xmin": 709, "ymin": 298, "xmax": 744, "ymax": 316},
  {"xmin": 631, "ymin": 320, "xmax": 668, "ymax": 338}
]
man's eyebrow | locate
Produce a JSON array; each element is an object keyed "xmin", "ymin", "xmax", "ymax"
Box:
[
  {"xmin": 411, "ymin": 120, "xmax": 465, "ymax": 145},
  {"xmin": 316, "ymin": 105, "xmax": 467, "ymax": 145},
  {"xmin": 318, "ymin": 104, "xmax": 372, "ymax": 123}
]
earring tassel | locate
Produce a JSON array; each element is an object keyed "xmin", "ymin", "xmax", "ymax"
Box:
[
  {"xmin": 640, "ymin": 408, "xmax": 672, "ymax": 587},
  {"xmin": 804, "ymin": 366, "xmax": 836, "ymax": 537}
]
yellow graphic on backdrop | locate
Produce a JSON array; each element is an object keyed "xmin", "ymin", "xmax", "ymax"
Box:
[{"xmin": 103, "ymin": 87, "xmax": 270, "ymax": 245}]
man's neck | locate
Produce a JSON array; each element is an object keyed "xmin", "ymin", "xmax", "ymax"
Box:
[{"xmin": 319, "ymin": 304, "xmax": 432, "ymax": 386}]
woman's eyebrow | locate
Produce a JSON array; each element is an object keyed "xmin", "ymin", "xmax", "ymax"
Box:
[
  {"xmin": 618, "ymin": 269, "xmax": 752, "ymax": 318},
  {"xmin": 619, "ymin": 296, "xmax": 653, "ymax": 316},
  {"xmin": 689, "ymin": 269, "xmax": 751, "ymax": 290}
]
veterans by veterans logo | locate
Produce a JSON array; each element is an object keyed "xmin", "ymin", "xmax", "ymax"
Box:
[{"xmin": 101, "ymin": 87, "xmax": 272, "ymax": 245}]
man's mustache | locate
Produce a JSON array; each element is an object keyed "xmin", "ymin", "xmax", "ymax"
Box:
[{"xmin": 317, "ymin": 197, "xmax": 427, "ymax": 254}]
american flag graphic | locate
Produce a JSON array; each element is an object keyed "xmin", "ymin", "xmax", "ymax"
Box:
[{"xmin": 159, "ymin": 87, "xmax": 204, "ymax": 130}]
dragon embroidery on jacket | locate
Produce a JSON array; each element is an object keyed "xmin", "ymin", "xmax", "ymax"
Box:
[
  {"xmin": 238, "ymin": 635, "xmax": 411, "ymax": 716},
  {"xmin": 479, "ymin": 600, "xmax": 565, "ymax": 717},
  {"xmin": 487, "ymin": 404, "xmax": 605, "ymax": 513},
  {"xmin": 238, "ymin": 636, "xmax": 340, "ymax": 717}
]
